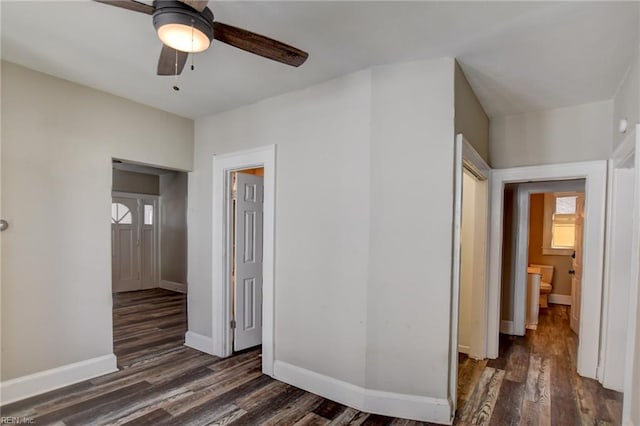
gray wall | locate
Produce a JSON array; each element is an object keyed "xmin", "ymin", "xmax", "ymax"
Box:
[
  {"xmin": 112, "ymin": 169, "xmax": 159, "ymax": 195},
  {"xmin": 1, "ymin": 61, "xmax": 193, "ymax": 381},
  {"xmin": 500, "ymin": 184, "xmax": 516, "ymax": 321},
  {"xmin": 160, "ymin": 172, "xmax": 188, "ymax": 286},
  {"xmin": 455, "ymin": 61, "xmax": 490, "ymax": 164}
]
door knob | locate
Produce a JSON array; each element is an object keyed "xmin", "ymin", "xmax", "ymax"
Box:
[
  {"xmin": 0, "ymin": 220, "xmax": 8, "ymax": 232},
  {"xmin": 568, "ymin": 270, "xmax": 575, "ymax": 275}
]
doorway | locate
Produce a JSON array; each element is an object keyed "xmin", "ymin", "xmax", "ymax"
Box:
[
  {"xmin": 111, "ymin": 159, "xmax": 189, "ymax": 365},
  {"xmin": 449, "ymin": 134, "xmax": 491, "ymax": 415},
  {"xmin": 506, "ymin": 180, "xmax": 586, "ymax": 337},
  {"xmin": 458, "ymin": 168, "xmax": 489, "ymax": 358},
  {"xmin": 488, "ymin": 161, "xmax": 607, "ymax": 379},
  {"xmin": 525, "ymin": 189, "xmax": 585, "ymax": 335},
  {"xmin": 210, "ymin": 145, "xmax": 276, "ymax": 376}
]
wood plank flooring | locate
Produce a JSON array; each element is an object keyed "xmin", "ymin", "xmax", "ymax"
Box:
[
  {"xmin": 455, "ymin": 305, "xmax": 623, "ymax": 425},
  {"xmin": 0, "ymin": 290, "xmax": 622, "ymax": 425}
]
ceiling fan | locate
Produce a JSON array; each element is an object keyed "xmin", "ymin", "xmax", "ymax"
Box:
[{"xmin": 94, "ymin": 0, "xmax": 309, "ymax": 76}]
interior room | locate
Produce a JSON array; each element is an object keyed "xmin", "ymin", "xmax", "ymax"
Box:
[{"xmin": 1, "ymin": 1, "xmax": 639, "ymax": 425}]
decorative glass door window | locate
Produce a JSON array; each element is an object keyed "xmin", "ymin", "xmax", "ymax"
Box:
[{"xmin": 111, "ymin": 203, "xmax": 132, "ymax": 224}]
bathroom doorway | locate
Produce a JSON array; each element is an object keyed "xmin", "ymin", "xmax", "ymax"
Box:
[
  {"xmin": 507, "ymin": 180, "xmax": 585, "ymax": 337},
  {"xmin": 526, "ymin": 189, "xmax": 585, "ymax": 334}
]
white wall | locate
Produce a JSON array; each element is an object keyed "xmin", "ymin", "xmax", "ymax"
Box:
[
  {"xmin": 190, "ymin": 69, "xmax": 372, "ymax": 386},
  {"xmin": 612, "ymin": 58, "xmax": 639, "ymax": 151},
  {"xmin": 366, "ymin": 58, "xmax": 454, "ymax": 398},
  {"xmin": 490, "ymin": 100, "xmax": 613, "ymax": 168},
  {"xmin": 189, "ymin": 58, "xmax": 456, "ymax": 414},
  {"xmin": 612, "ymin": 8, "xmax": 639, "ymax": 151},
  {"xmin": 1, "ymin": 61, "xmax": 193, "ymax": 381},
  {"xmin": 603, "ymin": 169, "xmax": 634, "ymax": 392}
]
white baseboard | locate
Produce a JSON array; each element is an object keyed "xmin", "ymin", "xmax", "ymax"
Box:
[
  {"xmin": 458, "ymin": 344, "xmax": 470, "ymax": 355},
  {"xmin": 500, "ymin": 320, "xmax": 515, "ymax": 334},
  {"xmin": 273, "ymin": 361, "xmax": 451, "ymax": 424},
  {"xmin": 160, "ymin": 280, "xmax": 187, "ymax": 294},
  {"xmin": 548, "ymin": 294, "xmax": 572, "ymax": 305},
  {"xmin": 184, "ymin": 331, "xmax": 214, "ymax": 355},
  {"xmin": 0, "ymin": 354, "xmax": 117, "ymax": 405}
]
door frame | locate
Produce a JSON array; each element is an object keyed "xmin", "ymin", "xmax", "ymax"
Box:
[
  {"xmin": 599, "ymin": 126, "xmax": 635, "ymax": 389},
  {"xmin": 487, "ymin": 160, "xmax": 607, "ymax": 379},
  {"xmin": 448, "ymin": 134, "xmax": 491, "ymax": 415},
  {"xmin": 211, "ymin": 145, "xmax": 276, "ymax": 376},
  {"xmin": 623, "ymin": 124, "xmax": 640, "ymax": 424},
  {"xmin": 512, "ymin": 180, "xmax": 585, "ymax": 336}
]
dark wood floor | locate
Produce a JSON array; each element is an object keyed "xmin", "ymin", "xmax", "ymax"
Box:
[
  {"xmin": 0, "ymin": 290, "xmax": 622, "ymax": 425},
  {"xmin": 455, "ymin": 305, "xmax": 623, "ymax": 425}
]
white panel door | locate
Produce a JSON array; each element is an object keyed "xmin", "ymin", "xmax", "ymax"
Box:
[
  {"xmin": 112, "ymin": 197, "xmax": 141, "ymax": 292},
  {"xmin": 234, "ymin": 173, "xmax": 264, "ymax": 351},
  {"xmin": 571, "ymin": 194, "xmax": 585, "ymax": 334}
]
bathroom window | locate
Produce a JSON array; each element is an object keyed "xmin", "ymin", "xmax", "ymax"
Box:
[{"xmin": 542, "ymin": 192, "xmax": 581, "ymax": 255}]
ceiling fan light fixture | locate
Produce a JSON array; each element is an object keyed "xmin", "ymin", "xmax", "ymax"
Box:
[
  {"xmin": 157, "ymin": 23, "xmax": 210, "ymax": 52},
  {"xmin": 153, "ymin": 1, "xmax": 214, "ymax": 53}
]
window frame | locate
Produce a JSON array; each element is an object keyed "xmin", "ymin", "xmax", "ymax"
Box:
[{"xmin": 542, "ymin": 191, "xmax": 580, "ymax": 256}]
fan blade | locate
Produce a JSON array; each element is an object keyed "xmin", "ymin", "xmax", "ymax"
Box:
[
  {"xmin": 157, "ymin": 45, "xmax": 189, "ymax": 76},
  {"xmin": 92, "ymin": 0, "xmax": 154, "ymax": 15},
  {"xmin": 177, "ymin": 0, "xmax": 208, "ymax": 13},
  {"xmin": 213, "ymin": 22, "xmax": 308, "ymax": 67}
]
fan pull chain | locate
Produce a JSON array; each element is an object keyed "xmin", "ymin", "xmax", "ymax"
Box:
[
  {"xmin": 173, "ymin": 49, "xmax": 180, "ymax": 91},
  {"xmin": 191, "ymin": 21, "xmax": 195, "ymax": 71}
]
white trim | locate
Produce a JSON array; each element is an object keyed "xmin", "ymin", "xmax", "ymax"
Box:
[
  {"xmin": 462, "ymin": 139, "xmax": 491, "ymax": 180},
  {"xmin": 273, "ymin": 361, "xmax": 452, "ymax": 425},
  {"xmin": 184, "ymin": 331, "xmax": 214, "ymax": 355},
  {"xmin": 623, "ymin": 125, "xmax": 640, "ymax": 425},
  {"xmin": 159, "ymin": 280, "xmax": 187, "ymax": 293},
  {"xmin": 599, "ymin": 159, "xmax": 615, "ymax": 382},
  {"xmin": 111, "ymin": 191, "xmax": 160, "ymax": 200},
  {"xmin": 548, "ymin": 294, "xmax": 572, "ymax": 305},
  {"xmin": 0, "ymin": 354, "xmax": 117, "ymax": 405},
  {"xmin": 500, "ymin": 320, "xmax": 515, "ymax": 335},
  {"xmin": 448, "ymin": 134, "xmax": 463, "ymax": 417},
  {"xmin": 210, "ymin": 145, "xmax": 276, "ymax": 377},
  {"xmin": 514, "ymin": 180, "xmax": 584, "ymax": 336},
  {"xmin": 488, "ymin": 161, "xmax": 607, "ymax": 380}
]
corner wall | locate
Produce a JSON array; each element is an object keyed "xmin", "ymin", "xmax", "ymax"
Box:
[
  {"xmin": 454, "ymin": 62, "xmax": 489, "ymax": 164},
  {"xmin": 159, "ymin": 172, "xmax": 188, "ymax": 291},
  {"xmin": 1, "ymin": 61, "xmax": 193, "ymax": 388},
  {"xmin": 189, "ymin": 58, "xmax": 456, "ymax": 422}
]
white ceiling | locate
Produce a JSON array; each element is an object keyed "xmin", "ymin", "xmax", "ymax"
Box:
[{"xmin": 1, "ymin": 1, "xmax": 638, "ymax": 119}]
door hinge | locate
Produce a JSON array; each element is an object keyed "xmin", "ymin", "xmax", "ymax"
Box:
[
  {"xmin": 230, "ymin": 319, "xmax": 236, "ymax": 329},
  {"xmin": 231, "ymin": 189, "xmax": 237, "ymax": 200}
]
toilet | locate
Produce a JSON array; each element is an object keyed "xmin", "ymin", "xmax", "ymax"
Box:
[{"xmin": 528, "ymin": 264, "xmax": 554, "ymax": 308}]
